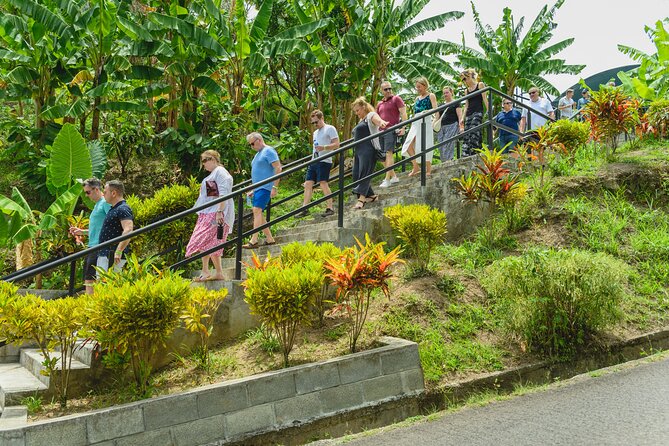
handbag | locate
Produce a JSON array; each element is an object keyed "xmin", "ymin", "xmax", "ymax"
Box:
[
  {"xmin": 205, "ymin": 180, "xmax": 219, "ymax": 197},
  {"xmin": 432, "ymin": 114, "xmax": 442, "ymax": 133}
]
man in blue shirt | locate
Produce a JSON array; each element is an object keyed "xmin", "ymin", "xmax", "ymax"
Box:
[
  {"xmin": 69, "ymin": 178, "xmax": 111, "ymax": 294},
  {"xmin": 495, "ymin": 99, "xmax": 522, "ymax": 152},
  {"xmin": 97, "ymin": 180, "xmax": 134, "ymax": 274},
  {"xmin": 244, "ymin": 132, "xmax": 282, "ymax": 248}
]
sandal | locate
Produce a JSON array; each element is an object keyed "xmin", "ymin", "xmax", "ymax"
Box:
[
  {"xmin": 242, "ymin": 241, "xmax": 259, "ymax": 249},
  {"xmin": 353, "ymin": 199, "xmax": 365, "ymax": 210},
  {"xmin": 205, "ymin": 275, "xmax": 225, "ymax": 281},
  {"xmin": 263, "ymin": 240, "xmax": 276, "ymax": 246},
  {"xmin": 193, "ymin": 274, "xmax": 212, "ymax": 282},
  {"xmin": 365, "ymin": 195, "xmax": 379, "ymax": 203}
]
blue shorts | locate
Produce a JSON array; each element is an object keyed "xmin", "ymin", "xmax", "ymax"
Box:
[
  {"xmin": 306, "ymin": 162, "xmax": 332, "ymax": 183},
  {"xmin": 252, "ymin": 188, "xmax": 271, "ymax": 210}
]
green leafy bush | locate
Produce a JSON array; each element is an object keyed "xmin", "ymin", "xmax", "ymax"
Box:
[
  {"xmin": 181, "ymin": 287, "xmax": 228, "ymax": 369},
  {"xmin": 86, "ymin": 272, "xmax": 191, "ymax": 394},
  {"xmin": 482, "ymin": 248, "xmax": 628, "ymax": 358},
  {"xmin": 125, "ymin": 180, "xmax": 199, "ymax": 263},
  {"xmin": 243, "ymin": 259, "xmax": 322, "ymax": 366},
  {"xmin": 384, "ymin": 204, "xmax": 446, "ymax": 273},
  {"xmin": 646, "ymin": 99, "xmax": 669, "ymax": 138},
  {"xmin": 546, "ymin": 119, "xmax": 591, "ymax": 154}
]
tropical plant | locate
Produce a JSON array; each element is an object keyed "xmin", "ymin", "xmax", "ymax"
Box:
[
  {"xmin": 583, "ymin": 86, "xmax": 641, "ymax": 155},
  {"xmin": 617, "ymin": 20, "xmax": 669, "ymax": 101},
  {"xmin": 646, "ymin": 98, "xmax": 669, "ymax": 138},
  {"xmin": 515, "ymin": 126, "xmax": 567, "ymax": 187},
  {"xmin": 545, "ymin": 119, "xmax": 591, "ymax": 155},
  {"xmin": 181, "ymin": 286, "xmax": 228, "ymax": 369},
  {"xmin": 457, "ymin": 0, "xmax": 584, "ymax": 96},
  {"xmin": 324, "ymin": 235, "xmax": 402, "ymax": 353}
]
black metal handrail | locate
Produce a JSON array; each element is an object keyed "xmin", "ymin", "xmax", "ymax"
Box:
[{"xmin": 3, "ymin": 87, "xmax": 553, "ymax": 289}]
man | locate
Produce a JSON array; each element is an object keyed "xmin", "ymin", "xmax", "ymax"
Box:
[
  {"xmin": 495, "ymin": 99, "xmax": 522, "ymax": 152},
  {"xmin": 577, "ymin": 89, "xmax": 591, "ymax": 121},
  {"xmin": 97, "ymin": 180, "xmax": 134, "ymax": 274},
  {"xmin": 520, "ymin": 87, "xmax": 555, "ymax": 132},
  {"xmin": 558, "ymin": 88, "xmax": 576, "ymax": 120},
  {"xmin": 300, "ymin": 110, "xmax": 339, "ymax": 218},
  {"xmin": 69, "ymin": 178, "xmax": 111, "ymax": 294},
  {"xmin": 244, "ymin": 132, "xmax": 281, "ymax": 248},
  {"xmin": 376, "ymin": 80, "xmax": 408, "ymax": 188}
]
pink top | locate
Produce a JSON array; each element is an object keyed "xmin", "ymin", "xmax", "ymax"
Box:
[{"xmin": 376, "ymin": 95, "xmax": 406, "ymax": 126}]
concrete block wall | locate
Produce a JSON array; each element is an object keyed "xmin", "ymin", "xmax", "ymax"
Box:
[{"xmin": 0, "ymin": 337, "xmax": 424, "ymax": 446}]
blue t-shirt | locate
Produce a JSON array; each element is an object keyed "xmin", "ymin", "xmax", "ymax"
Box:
[
  {"xmin": 98, "ymin": 200, "xmax": 134, "ymax": 256},
  {"xmin": 88, "ymin": 199, "xmax": 112, "ymax": 247},
  {"xmin": 251, "ymin": 146, "xmax": 280, "ymax": 192},
  {"xmin": 495, "ymin": 109, "xmax": 522, "ymax": 137}
]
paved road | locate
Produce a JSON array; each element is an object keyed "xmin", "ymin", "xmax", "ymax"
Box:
[{"xmin": 320, "ymin": 355, "xmax": 669, "ymax": 446}]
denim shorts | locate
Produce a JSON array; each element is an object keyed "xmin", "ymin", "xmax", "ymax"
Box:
[
  {"xmin": 379, "ymin": 132, "xmax": 397, "ymax": 155},
  {"xmin": 252, "ymin": 188, "xmax": 271, "ymax": 210},
  {"xmin": 305, "ymin": 161, "xmax": 332, "ymax": 183}
]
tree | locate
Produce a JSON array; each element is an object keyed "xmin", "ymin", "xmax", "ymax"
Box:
[{"xmin": 458, "ymin": 0, "xmax": 584, "ymax": 96}]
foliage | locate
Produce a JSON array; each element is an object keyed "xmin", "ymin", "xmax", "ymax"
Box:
[
  {"xmin": 243, "ymin": 258, "xmax": 322, "ymax": 366},
  {"xmin": 86, "ymin": 271, "xmax": 191, "ymax": 395},
  {"xmin": 324, "ymin": 235, "xmax": 402, "ymax": 353},
  {"xmin": 457, "ymin": 0, "xmax": 584, "ymax": 96},
  {"xmin": 181, "ymin": 286, "xmax": 228, "ymax": 370},
  {"xmin": 617, "ymin": 20, "xmax": 669, "ymax": 101},
  {"xmin": 46, "ymin": 124, "xmax": 92, "ymax": 195},
  {"xmin": 482, "ymin": 248, "xmax": 628, "ymax": 358},
  {"xmin": 245, "ymin": 323, "xmax": 281, "ymax": 355},
  {"xmin": 384, "ymin": 204, "xmax": 447, "ymax": 273},
  {"xmin": 583, "ymin": 86, "xmax": 641, "ymax": 154},
  {"xmin": 101, "ymin": 113, "xmax": 155, "ymax": 178},
  {"xmin": 515, "ymin": 127, "xmax": 567, "ymax": 188},
  {"xmin": 646, "ymin": 99, "xmax": 669, "ymax": 138},
  {"xmin": 545, "ymin": 119, "xmax": 591, "ymax": 155}
]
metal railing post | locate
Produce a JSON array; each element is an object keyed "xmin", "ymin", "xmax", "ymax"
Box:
[
  {"xmin": 68, "ymin": 259, "xmax": 76, "ymax": 296},
  {"xmin": 266, "ymin": 198, "xmax": 271, "ymax": 223},
  {"xmin": 338, "ymin": 150, "xmax": 345, "ymax": 228},
  {"xmin": 235, "ymin": 194, "xmax": 244, "ymax": 280},
  {"xmin": 420, "ymin": 117, "xmax": 427, "ymax": 187},
  {"xmin": 487, "ymin": 92, "xmax": 494, "ymax": 148}
]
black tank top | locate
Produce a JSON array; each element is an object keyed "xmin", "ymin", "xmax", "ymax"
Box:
[{"xmin": 466, "ymin": 84, "xmax": 483, "ymax": 116}]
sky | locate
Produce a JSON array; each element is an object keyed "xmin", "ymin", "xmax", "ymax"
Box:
[{"xmin": 413, "ymin": 0, "xmax": 668, "ymax": 93}]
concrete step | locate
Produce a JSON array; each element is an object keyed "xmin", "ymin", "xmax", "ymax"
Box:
[
  {"xmin": 0, "ymin": 363, "xmax": 48, "ymax": 409},
  {"xmin": 0, "ymin": 405, "xmax": 28, "ymax": 428},
  {"xmin": 19, "ymin": 349, "xmax": 90, "ymax": 388}
]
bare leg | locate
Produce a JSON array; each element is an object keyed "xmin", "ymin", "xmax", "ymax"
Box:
[
  {"xmin": 211, "ymin": 255, "xmax": 224, "ymax": 279},
  {"xmin": 251, "ymin": 207, "xmax": 275, "ymax": 244},
  {"xmin": 426, "ymin": 161, "xmax": 432, "ymax": 176},
  {"xmin": 320, "ymin": 181, "xmax": 333, "ymax": 210},
  {"xmin": 85, "ymin": 280, "xmax": 95, "ymax": 295},
  {"xmin": 201, "ymin": 256, "xmax": 211, "ymax": 276},
  {"xmin": 407, "ymin": 138, "xmax": 418, "ymax": 175},
  {"xmin": 384, "ymin": 151, "xmax": 397, "ymax": 180},
  {"xmin": 302, "ymin": 181, "xmax": 314, "ymax": 206}
]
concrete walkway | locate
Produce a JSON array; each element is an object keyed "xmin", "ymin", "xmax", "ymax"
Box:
[{"xmin": 315, "ymin": 354, "xmax": 669, "ymax": 446}]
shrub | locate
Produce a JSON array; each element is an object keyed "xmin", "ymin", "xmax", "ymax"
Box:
[
  {"xmin": 546, "ymin": 119, "xmax": 591, "ymax": 155},
  {"xmin": 181, "ymin": 287, "xmax": 228, "ymax": 369},
  {"xmin": 243, "ymin": 259, "xmax": 322, "ymax": 366},
  {"xmin": 384, "ymin": 204, "xmax": 447, "ymax": 274},
  {"xmin": 583, "ymin": 86, "xmax": 640, "ymax": 154},
  {"xmin": 325, "ymin": 235, "xmax": 402, "ymax": 353},
  {"xmin": 125, "ymin": 180, "xmax": 199, "ymax": 264},
  {"xmin": 646, "ymin": 99, "xmax": 669, "ymax": 138},
  {"xmin": 86, "ymin": 272, "xmax": 191, "ymax": 395},
  {"xmin": 482, "ymin": 248, "xmax": 628, "ymax": 358}
]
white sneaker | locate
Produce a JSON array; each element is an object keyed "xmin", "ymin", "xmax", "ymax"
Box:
[
  {"xmin": 389, "ymin": 176, "xmax": 400, "ymax": 184},
  {"xmin": 379, "ymin": 179, "xmax": 391, "ymax": 188}
]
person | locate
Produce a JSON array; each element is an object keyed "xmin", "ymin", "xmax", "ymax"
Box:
[
  {"xmin": 401, "ymin": 77, "xmax": 438, "ymax": 176},
  {"xmin": 460, "ymin": 69, "xmax": 488, "ymax": 156},
  {"xmin": 376, "ymin": 80, "xmax": 408, "ymax": 187},
  {"xmin": 495, "ymin": 99, "xmax": 522, "ymax": 152},
  {"xmin": 96, "ymin": 180, "xmax": 133, "ymax": 274},
  {"xmin": 68, "ymin": 178, "xmax": 111, "ymax": 294},
  {"xmin": 300, "ymin": 110, "xmax": 339, "ymax": 217},
  {"xmin": 558, "ymin": 88, "xmax": 576, "ymax": 120},
  {"xmin": 520, "ymin": 87, "xmax": 555, "ymax": 132},
  {"xmin": 577, "ymin": 89, "xmax": 591, "ymax": 122},
  {"xmin": 351, "ymin": 96, "xmax": 388, "ymax": 210},
  {"xmin": 244, "ymin": 132, "xmax": 281, "ymax": 248},
  {"xmin": 435, "ymin": 86, "xmax": 462, "ymax": 161},
  {"xmin": 186, "ymin": 150, "xmax": 235, "ymax": 282}
]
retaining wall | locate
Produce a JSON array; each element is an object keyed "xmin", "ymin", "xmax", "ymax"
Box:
[{"xmin": 0, "ymin": 337, "xmax": 424, "ymax": 446}]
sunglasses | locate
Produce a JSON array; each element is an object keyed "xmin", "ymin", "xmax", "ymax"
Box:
[
  {"xmin": 383, "ymin": 87, "xmax": 392, "ymax": 91},
  {"xmin": 248, "ymin": 138, "xmax": 257, "ymax": 147},
  {"xmin": 201, "ymin": 157, "xmax": 212, "ymax": 164},
  {"xmin": 529, "ymin": 91, "xmax": 538, "ymax": 95},
  {"xmin": 503, "ymin": 102, "xmax": 512, "ymax": 105},
  {"xmin": 311, "ymin": 121, "xmax": 319, "ymax": 125},
  {"xmin": 84, "ymin": 189, "xmax": 93, "ymax": 195}
]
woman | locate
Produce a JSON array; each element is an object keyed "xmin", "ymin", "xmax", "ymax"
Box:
[
  {"xmin": 460, "ymin": 69, "xmax": 488, "ymax": 156},
  {"xmin": 351, "ymin": 96, "xmax": 388, "ymax": 210},
  {"xmin": 401, "ymin": 77, "xmax": 438, "ymax": 176},
  {"xmin": 436, "ymin": 86, "xmax": 463, "ymax": 161},
  {"xmin": 186, "ymin": 150, "xmax": 235, "ymax": 281}
]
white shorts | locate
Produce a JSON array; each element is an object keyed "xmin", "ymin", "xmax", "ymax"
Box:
[{"xmin": 96, "ymin": 255, "xmax": 127, "ymax": 279}]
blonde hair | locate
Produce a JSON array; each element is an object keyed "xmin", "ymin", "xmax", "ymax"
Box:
[
  {"xmin": 201, "ymin": 149, "xmax": 220, "ymax": 164},
  {"xmin": 351, "ymin": 96, "xmax": 374, "ymax": 113},
  {"xmin": 415, "ymin": 76, "xmax": 429, "ymax": 89},
  {"xmin": 442, "ymin": 86, "xmax": 454, "ymax": 94},
  {"xmin": 461, "ymin": 69, "xmax": 478, "ymax": 82},
  {"xmin": 311, "ymin": 109, "xmax": 324, "ymax": 120}
]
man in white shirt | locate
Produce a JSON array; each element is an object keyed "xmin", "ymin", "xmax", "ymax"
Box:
[
  {"xmin": 520, "ymin": 87, "xmax": 555, "ymax": 132},
  {"xmin": 300, "ymin": 110, "xmax": 340, "ymax": 217},
  {"xmin": 558, "ymin": 88, "xmax": 576, "ymax": 119}
]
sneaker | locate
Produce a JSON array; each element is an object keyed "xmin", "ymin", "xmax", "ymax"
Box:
[
  {"xmin": 379, "ymin": 179, "xmax": 391, "ymax": 188},
  {"xmin": 321, "ymin": 208, "xmax": 335, "ymax": 217},
  {"xmin": 389, "ymin": 176, "xmax": 400, "ymax": 184}
]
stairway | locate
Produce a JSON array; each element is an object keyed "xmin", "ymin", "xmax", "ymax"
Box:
[{"xmin": 0, "ymin": 340, "xmax": 97, "ymax": 427}]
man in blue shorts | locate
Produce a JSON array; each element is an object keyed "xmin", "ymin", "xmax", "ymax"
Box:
[
  {"xmin": 96, "ymin": 180, "xmax": 134, "ymax": 274},
  {"xmin": 244, "ymin": 132, "xmax": 282, "ymax": 248},
  {"xmin": 69, "ymin": 178, "xmax": 111, "ymax": 294},
  {"xmin": 300, "ymin": 110, "xmax": 340, "ymax": 217}
]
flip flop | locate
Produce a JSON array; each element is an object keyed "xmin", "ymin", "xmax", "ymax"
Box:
[
  {"xmin": 365, "ymin": 195, "xmax": 379, "ymax": 203},
  {"xmin": 242, "ymin": 242, "xmax": 259, "ymax": 249},
  {"xmin": 193, "ymin": 274, "xmax": 212, "ymax": 282},
  {"xmin": 204, "ymin": 275, "xmax": 225, "ymax": 281},
  {"xmin": 263, "ymin": 240, "xmax": 277, "ymax": 246}
]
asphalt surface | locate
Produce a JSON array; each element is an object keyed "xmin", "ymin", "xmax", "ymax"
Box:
[{"xmin": 318, "ymin": 355, "xmax": 669, "ymax": 446}]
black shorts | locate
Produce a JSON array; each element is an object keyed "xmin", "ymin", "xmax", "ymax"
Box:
[
  {"xmin": 379, "ymin": 132, "xmax": 397, "ymax": 155},
  {"xmin": 84, "ymin": 251, "xmax": 98, "ymax": 281},
  {"xmin": 305, "ymin": 161, "xmax": 332, "ymax": 183}
]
